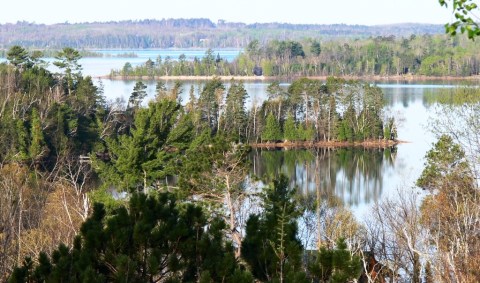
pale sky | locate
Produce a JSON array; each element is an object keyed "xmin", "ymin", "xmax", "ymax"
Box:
[{"xmin": 1, "ymin": 0, "xmax": 455, "ymax": 25}]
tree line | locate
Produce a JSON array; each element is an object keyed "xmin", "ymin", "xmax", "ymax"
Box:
[
  {"xmin": 112, "ymin": 34, "xmax": 480, "ymax": 78},
  {"xmin": 0, "ymin": 20, "xmax": 443, "ymax": 49}
]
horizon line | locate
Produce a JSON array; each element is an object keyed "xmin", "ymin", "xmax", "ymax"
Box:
[{"xmin": 0, "ymin": 18, "xmax": 446, "ymax": 27}]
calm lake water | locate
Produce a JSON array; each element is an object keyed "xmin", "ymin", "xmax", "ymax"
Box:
[
  {"xmin": 101, "ymin": 79, "xmax": 446, "ymax": 216},
  {"xmin": 79, "ymin": 53, "xmax": 454, "ymax": 216},
  {"xmin": 1, "ymin": 50, "xmax": 462, "ymax": 216}
]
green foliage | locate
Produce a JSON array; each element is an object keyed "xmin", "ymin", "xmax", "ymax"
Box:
[
  {"xmin": 28, "ymin": 108, "xmax": 48, "ymax": 164},
  {"xmin": 262, "ymin": 113, "xmax": 282, "ymax": 142},
  {"xmin": 416, "ymin": 134, "xmax": 473, "ymax": 190},
  {"xmin": 221, "ymin": 81, "xmax": 249, "ymax": 141},
  {"xmin": 241, "ymin": 176, "xmax": 307, "ymax": 282},
  {"xmin": 310, "ymin": 40, "xmax": 322, "ymax": 56},
  {"xmin": 301, "ymin": 123, "xmax": 316, "ymax": 141},
  {"xmin": 155, "ymin": 81, "xmax": 167, "ymax": 99},
  {"xmin": 283, "ymin": 115, "xmax": 299, "ymax": 141},
  {"xmin": 424, "ymin": 86, "xmax": 480, "ymax": 106},
  {"xmin": 108, "ymin": 34, "xmax": 480, "ymax": 78},
  {"xmin": 440, "ymin": 0, "xmax": 480, "ymax": 39},
  {"xmin": 178, "ymin": 131, "xmax": 249, "ymax": 202},
  {"xmin": 7, "ymin": 46, "xmax": 31, "ymax": 68},
  {"xmin": 340, "ymin": 106, "xmax": 356, "ymax": 142},
  {"xmin": 54, "ymin": 47, "xmax": 82, "ymax": 94},
  {"xmin": 128, "ymin": 81, "xmax": 148, "ymax": 109},
  {"xmin": 197, "ymin": 77, "xmax": 224, "ymax": 132},
  {"xmin": 10, "ymin": 193, "xmax": 252, "ymax": 282},
  {"xmin": 337, "ymin": 120, "xmax": 347, "ymax": 142},
  {"xmin": 308, "ymin": 238, "xmax": 362, "ymax": 283},
  {"xmin": 98, "ymin": 99, "xmax": 193, "ymax": 192},
  {"xmin": 122, "ymin": 62, "xmax": 133, "ymax": 76},
  {"xmin": 418, "ymin": 55, "xmax": 449, "ymax": 76},
  {"xmin": 0, "ymin": 57, "xmax": 102, "ymax": 168},
  {"xmin": 53, "ymin": 47, "xmax": 82, "ymax": 74}
]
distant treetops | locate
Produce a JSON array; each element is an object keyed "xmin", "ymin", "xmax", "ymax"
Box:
[{"xmin": 112, "ymin": 34, "xmax": 480, "ymax": 78}]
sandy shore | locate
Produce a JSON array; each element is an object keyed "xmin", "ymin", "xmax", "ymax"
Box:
[
  {"xmin": 250, "ymin": 139, "xmax": 407, "ymax": 149},
  {"xmin": 100, "ymin": 74, "xmax": 480, "ymax": 82}
]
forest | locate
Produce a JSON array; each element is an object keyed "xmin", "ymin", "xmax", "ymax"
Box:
[
  {"xmin": 0, "ymin": 20, "xmax": 443, "ymax": 49},
  {"xmin": 0, "ymin": 46, "xmax": 479, "ymax": 283},
  {"xmin": 111, "ymin": 34, "xmax": 480, "ymax": 78}
]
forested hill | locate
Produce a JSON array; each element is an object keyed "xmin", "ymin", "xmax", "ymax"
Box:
[{"xmin": 0, "ymin": 19, "xmax": 444, "ymax": 49}]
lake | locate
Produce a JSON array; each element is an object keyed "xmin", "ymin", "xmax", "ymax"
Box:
[
  {"xmin": 99, "ymin": 78, "xmax": 447, "ymax": 217},
  {"xmin": 1, "ymin": 50, "xmax": 458, "ymax": 216},
  {"xmin": 79, "ymin": 52, "xmax": 453, "ymax": 216}
]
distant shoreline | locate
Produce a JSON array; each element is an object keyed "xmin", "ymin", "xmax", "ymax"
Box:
[
  {"xmin": 250, "ymin": 139, "xmax": 407, "ymax": 149},
  {"xmin": 100, "ymin": 74, "xmax": 480, "ymax": 82}
]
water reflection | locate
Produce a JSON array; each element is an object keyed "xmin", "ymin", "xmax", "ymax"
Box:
[{"xmin": 250, "ymin": 147, "xmax": 397, "ymax": 207}]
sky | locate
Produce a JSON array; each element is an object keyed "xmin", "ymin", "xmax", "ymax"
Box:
[{"xmin": 1, "ymin": 0, "xmax": 455, "ymax": 26}]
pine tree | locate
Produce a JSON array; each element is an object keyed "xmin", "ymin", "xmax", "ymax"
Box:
[
  {"xmin": 222, "ymin": 80, "xmax": 249, "ymax": 141},
  {"xmin": 10, "ymin": 193, "xmax": 253, "ymax": 282},
  {"xmin": 29, "ymin": 108, "xmax": 48, "ymax": 164},
  {"xmin": 128, "ymin": 81, "xmax": 147, "ymax": 109},
  {"xmin": 242, "ymin": 176, "xmax": 307, "ymax": 282},
  {"xmin": 302, "ymin": 123, "xmax": 316, "ymax": 141},
  {"xmin": 416, "ymin": 135, "xmax": 472, "ymax": 190},
  {"xmin": 53, "ymin": 47, "xmax": 82, "ymax": 96},
  {"xmin": 283, "ymin": 114, "xmax": 298, "ymax": 141},
  {"xmin": 262, "ymin": 113, "xmax": 282, "ymax": 142},
  {"xmin": 15, "ymin": 119, "xmax": 29, "ymax": 162},
  {"xmin": 342, "ymin": 104, "xmax": 356, "ymax": 142},
  {"xmin": 155, "ymin": 81, "xmax": 167, "ymax": 100},
  {"xmin": 6, "ymin": 45, "xmax": 31, "ymax": 69},
  {"xmin": 197, "ymin": 78, "xmax": 224, "ymax": 133},
  {"xmin": 308, "ymin": 238, "xmax": 362, "ymax": 282},
  {"xmin": 99, "ymin": 99, "xmax": 192, "ymax": 192}
]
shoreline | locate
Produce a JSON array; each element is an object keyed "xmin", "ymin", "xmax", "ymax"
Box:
[
  {"xmin": 250, "ymin": 139, "xmax": 407, "ymax": 149},
  {"xmin": 99, "ymin": 74, "xmax": 480, "ymax": 82}
]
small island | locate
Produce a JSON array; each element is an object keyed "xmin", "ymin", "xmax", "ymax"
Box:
[{"xmin": 147, "ymin": 76, "xmax": 399, "ymax": 149}]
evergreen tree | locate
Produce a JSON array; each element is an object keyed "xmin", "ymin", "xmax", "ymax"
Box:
[
  {"xmin": 53, "ymin": 47, "xmax": 82, "ymax": 95},
  {"xmin": 186, "ymin": 85, "xmax": 196, "ymax": 112},
  {"xmin": 308, "ymin": 238, "xmax": 362, "ymax": 283},
  {"xmin": 169, "ymin": 80, "xmax": 183, "ymax": 102},
  {"xmin": 197, "ymin": 77, "xmax": 224, "ymax": 133},
  {"xmin": 262, "ymin": 113, "xmax": 282, "ymax": 142},
  {"xmin": 155, "ymin": 81, "xmax": 167, "ymax": 100},
  {"xmin": 301, "ymin": 123, "xmax": 316, "ymax": 142},
  {"xmin": 242, "ymin": 176, "xmax": 307, "ymax": 282},
  {"xmin": 178, "ymin": 132, "xmax": 250, "ymax": 256},
  {"xmin": 6, "ymin": 45, "xmax": 31, "ymax": 69},
  {"xmin": 283, "ymin": 114, "xmax": 298, "ymax": 141},
  {"xmin": 10, "ymin": 193, "xmax": 253, "ymax": 282},
  {"xmin": 29, "ymin": 108, "xmax": 48, "ymax": 164},
  {"xmin": 128, "ymin": 81, "xmax": 148, "ymax": 109},
  {"xmin": 310, "ymin": 41, "xmax": 322, "ymax": 56},
  {"xmin": 341, "ymin": 105, "xmax": 356, "ymax": 142},
  {"xmin": 222, "ymin": 80, "xmax": 249, "ymax": 141},
  {"xmin": 266, "ymin": 81, "xmax": 285, "ymax": 122},
  {"xmin": 99, "ymin": 99, "xmax": 192, "ymax": 192},
  {"xmin": 15, "ymin": 119, "xmax": 29, "ymax": 162},
  {"xmin": 416, "ymin": 134, "xmax": 472, "ymax": 190}
]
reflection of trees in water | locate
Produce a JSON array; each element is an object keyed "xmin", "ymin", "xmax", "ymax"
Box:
[{"xmin": 250, "ymin": 147, "xmax": 396, "ymax": 206}]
